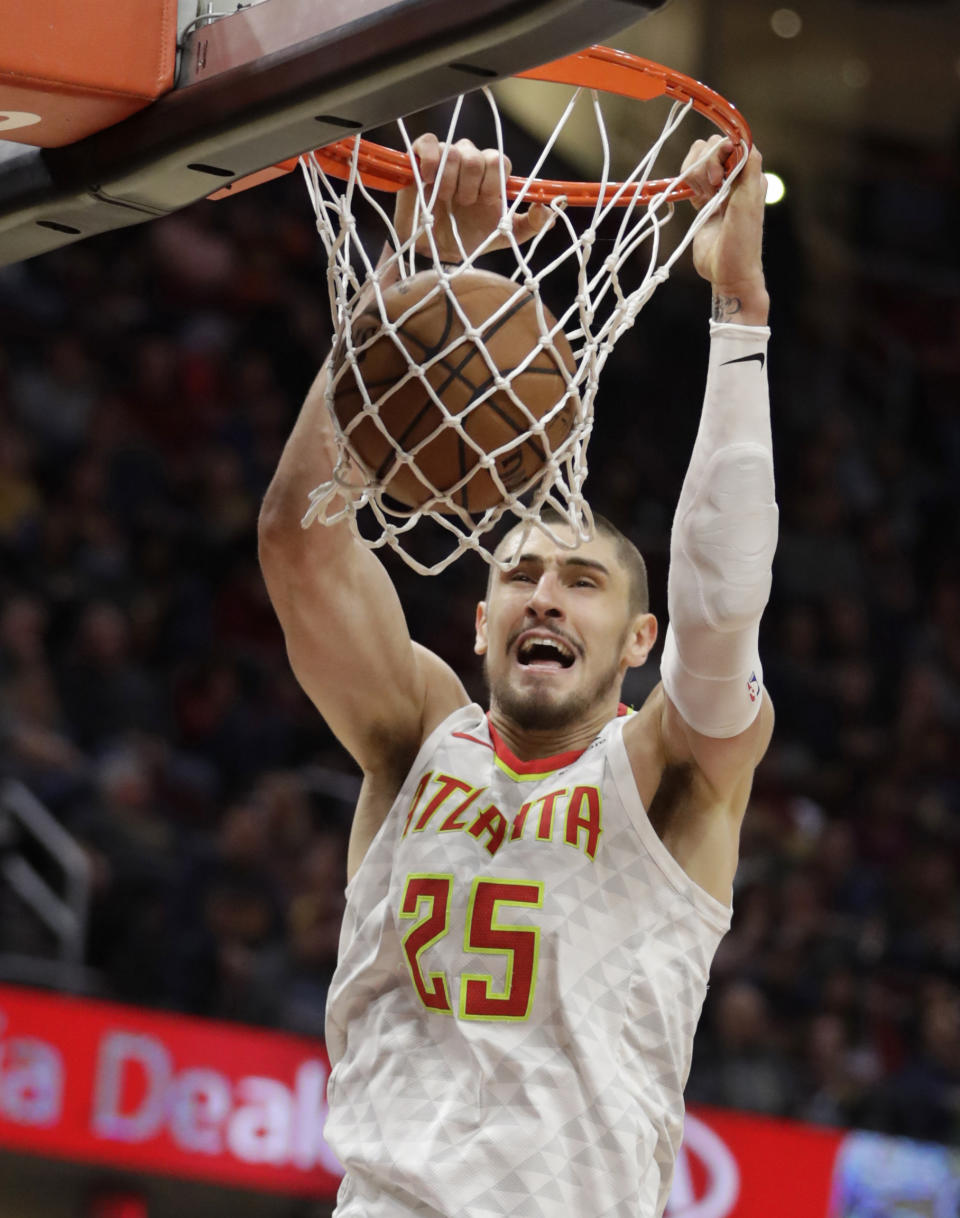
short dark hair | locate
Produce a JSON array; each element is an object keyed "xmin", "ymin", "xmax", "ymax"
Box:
[
  {"xmin": 587, "ymin": 511, "xmax": 649, "ymax": 616},
  {"xmin": 490, "ymin": 507, "xmax": 649, "ymax": 616}
]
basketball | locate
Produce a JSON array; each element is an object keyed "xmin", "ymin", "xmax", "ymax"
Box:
[{"xmin": 331, "ymin": 268, "xmax": 576, "ymax": 513}]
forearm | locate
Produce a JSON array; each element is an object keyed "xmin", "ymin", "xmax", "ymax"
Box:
[
  {"xmin": 260, "ymin": 359, "xmax": 342, "ymax": 542},
  {"xmin": 675, "ymin": 317, "xmax": 772, "ymax": 516},
  {"xmin": 261, "ymin": 237, "xmax": 413, "ymax": 545},
  {"xmin": 662, "ymin": 317, "xmax": 778, "ymax": 737},
  {"xmin": 273, "ymin": 237, "xmax": 404, "ymax": 524}
]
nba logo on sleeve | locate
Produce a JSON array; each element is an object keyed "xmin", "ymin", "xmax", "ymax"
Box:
[{"xmin": 746, "ymin": 672, "xmax": 760, "ymax": 703}]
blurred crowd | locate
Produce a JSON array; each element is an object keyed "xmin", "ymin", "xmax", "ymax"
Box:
[{"xmin": 0, "ymin": 112, "xmax": 958, "ymax": 1147}]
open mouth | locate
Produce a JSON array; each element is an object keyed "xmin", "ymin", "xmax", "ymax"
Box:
[{"xmin": 516, "ymin": 634, "xmax": 577, "ymax": 670}]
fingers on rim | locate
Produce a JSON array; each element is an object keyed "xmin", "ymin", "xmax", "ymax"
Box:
[
  {"xmin": 412, "ymin": 135, "xmax": 514, "ymax": 200},
  {"xmin": 681, "ymin": 137, "xmax": 716, "ymax": 184},
  {"xmin": 412, "ymin": 132, "xmax": 441, "ymax": 183},
  {"xmin": 479, "ymin": 148, "xmax": 510, "ymax": 202},
  {"xmin": 517, "ymin": 202, "xmax": 552, "ymax": 235},
  {"xmin": 435, "ymin": 145, "xmax": 462, "ymax": 202},
  {"xmin": 453, "ymin": 139, "xmax": 485, "ymax": 205},
  {"xmin": 684, "ymin": 133, "xmax": 741, "ymax": 201}
]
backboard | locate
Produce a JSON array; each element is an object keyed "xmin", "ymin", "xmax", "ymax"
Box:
[{"xmin": 0, "ymin": 0, "xmax": 670, "ymax": 267}]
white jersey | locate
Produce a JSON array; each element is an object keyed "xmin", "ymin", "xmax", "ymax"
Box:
[{"xmin": 325, "ymin": 704, "xmax": 731, "ymax": 1218}]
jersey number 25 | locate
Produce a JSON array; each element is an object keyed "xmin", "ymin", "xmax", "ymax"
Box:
[{"xmin": 399, "ymin": 874, "xmax": 544, "ymax": 1021}]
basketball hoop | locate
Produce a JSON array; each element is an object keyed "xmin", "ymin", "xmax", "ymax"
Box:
[
  {"xmin": 298, "ymin": 47, "xmax": 751, "ymax": 574},
  {"xmin": 311, "ymin": 47, "xmax": 749, "ymax": 207}
]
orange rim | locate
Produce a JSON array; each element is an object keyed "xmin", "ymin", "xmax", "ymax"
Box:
[
  {"xmin": 211, "ymin": 46, "xmax": 751, "ymax": 205},
  {"xmin": 311, "ymin": 46, "xmax": 751, "ymax": 206}
]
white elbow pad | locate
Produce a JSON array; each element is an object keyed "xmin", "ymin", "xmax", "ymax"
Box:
[{"xmin": 661, "ymin": 322, "xmax": 778, "ymax": 738}]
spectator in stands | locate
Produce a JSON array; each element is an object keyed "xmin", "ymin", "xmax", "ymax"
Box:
[
  {"xmin": 167, "ymin": 798, "xmax": 284, "ymax": 1022},
  {"xmin": 0, "ymin": 591, "xmax": 87, "ymax": 805},
  {"xmin": 873, "ymin": 981, "xmax": 960, "ymax": 1143},
  {"xmin": 688, "ymin": 981, "xmax": 799, "ymax": 1117},
  {"xmin": 74, "ymin": 740, "xmax": 177, "ymax": 1003},
  {"xmin": 59, "ymin": 600, "xmax": 166, "ymax": 751}
]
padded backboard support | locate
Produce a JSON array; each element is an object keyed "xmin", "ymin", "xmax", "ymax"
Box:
[
  {"xmin": 0, "ymin": 0, "xmax": 669, "ymax": 266},
  {"xmin": 0, "ymin": 0, "xmax": 178, "ymax": 148}
]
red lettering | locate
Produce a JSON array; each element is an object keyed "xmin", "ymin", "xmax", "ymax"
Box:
[
  {"xmin": 510, "ymin": 801, "xmax": 532, "ymax": 841},
  {"xmin": 564, "ymin": 786, "xmax": 602, "ymax": 860},
  {"xmin": 438, "ymin": 786, "xmax": 483, "ymax": 832},
  {"xmin": 402, "ymin": 771, "xmax": 432, "ymax": 838},
  {"xmin": 461, "ymin": 880, "xmax": 543, "ymax": 1020},
  {"xmin": 536, "ymin": 789, "xmax": 567, "ymax": 842},
  {"xmin": 414, "ymin": 774, "xmax": 474, "ymax": 832},
  {"xmin": 399, "ymin": 876, "xmax": 454, "ymax": 1013},
  {"xmin": 467, "ymin": 804, "xmax": 508, "ymax": 856}
]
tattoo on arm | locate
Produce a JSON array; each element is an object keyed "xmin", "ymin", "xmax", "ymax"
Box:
[{"xmin": 712, "ymin": 293, "xmax": 742, "ymax": 323}]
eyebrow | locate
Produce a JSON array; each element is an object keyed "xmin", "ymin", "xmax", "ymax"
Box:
[{"xmin": 506, "ymin": 553, "xmax": 611, "ymax": 577}]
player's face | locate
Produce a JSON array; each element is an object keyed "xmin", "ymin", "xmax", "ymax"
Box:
[{"xmin": 475, "ymin": 526, "xmax": 655, "ymax": 732}]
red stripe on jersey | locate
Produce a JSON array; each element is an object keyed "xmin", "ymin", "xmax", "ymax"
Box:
[
  {"xmin": 486, "ymin": 716, "xmax": 587, "ymax": 776},
  {"xmin": 455, "ymin": 707, "xmax": 632, "ymax": 777},
  {"xmin": 451, "ymin": 731, "xmax": 494, "ymax": 751}
]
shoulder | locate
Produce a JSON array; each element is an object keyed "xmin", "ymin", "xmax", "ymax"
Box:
[
  {"xmin": 412, "ymin": 643, "xmax": 472, "ymax": 744},
  {"xmin": 344, "ymin": 648, "xmax": 471, "ymax": 882},
  {"xmin": 355, "ymin": 645, "xmax": 469, "ymax": 781}
]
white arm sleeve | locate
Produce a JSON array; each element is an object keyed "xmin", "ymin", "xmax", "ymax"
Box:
[{"xmin": 661, "ymin": 320, "xmax": 778, "ymax": 739}]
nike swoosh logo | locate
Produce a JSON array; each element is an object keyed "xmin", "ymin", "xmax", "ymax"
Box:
[{"xmin": 721, "ymin": 352, "xmax": 765, "ymax": 370}]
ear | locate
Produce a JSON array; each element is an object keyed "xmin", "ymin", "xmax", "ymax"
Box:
[
  {"xmin": 623, "ymin": 612, "xmax": 658, "ymax": 670},
  {"xmin": 474, "ymin": 601, "xmax": 488, "ymax": 656}
]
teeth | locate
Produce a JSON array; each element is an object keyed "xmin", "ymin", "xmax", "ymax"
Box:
[{"xmin": 519, "ymin": 636, "xmax": 573, "ymax": 660}]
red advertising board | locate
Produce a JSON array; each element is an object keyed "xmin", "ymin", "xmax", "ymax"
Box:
[
  {"xmin": 671, "ymin": 1106, "xmax": 841, "ymax": 1217},
  {"xmin": 0, "ymin": 985, "xmax": 340, "ymax": 1196},
  {"xmin": 0, "ymin": 984, "xmax": 957, "ymax": 1213},
  {"xmin": 674, "ymin": 1106, "xmax": 960, "ymax": 1217}
]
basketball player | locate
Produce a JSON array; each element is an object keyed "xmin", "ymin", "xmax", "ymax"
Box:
[{"xmin": 259, "ymin": 132, "xmax": 775, "ymax": 1217}]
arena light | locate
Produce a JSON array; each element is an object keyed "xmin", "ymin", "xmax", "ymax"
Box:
[
  {"xmin": 764, "ymin": 172, "xmax": 786, "ymax": 205},
  {"xmin": 770, "ymin": 8, "xmax": 802, "ymax": 38},
  {"xmin": 841, "ymin": 58, "xmax": 871, "ymax": 89}
]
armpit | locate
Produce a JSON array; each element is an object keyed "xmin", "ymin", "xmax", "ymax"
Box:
[{"xmin": 647, "ymin": 761, "xmax": 695, "ymax": 841}]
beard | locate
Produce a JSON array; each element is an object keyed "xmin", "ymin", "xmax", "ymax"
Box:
[{"xmin": 483, "ymin": 648, "xmax": 624, "ymax": 732}]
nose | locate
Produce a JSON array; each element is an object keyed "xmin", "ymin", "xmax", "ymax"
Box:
[{"xmin": 525, "ymin": 570, "xmax": 564, "ymax": 619}]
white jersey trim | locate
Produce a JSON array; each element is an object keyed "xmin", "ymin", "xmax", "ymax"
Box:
[{"xmin": 606, "ymin": 717, "xmax": 733, "ymax": 933}]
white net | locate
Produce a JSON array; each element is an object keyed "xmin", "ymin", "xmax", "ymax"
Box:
[{"xmin": 299, "ymin": 80, "xmax": 745, "ymax": 574}]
